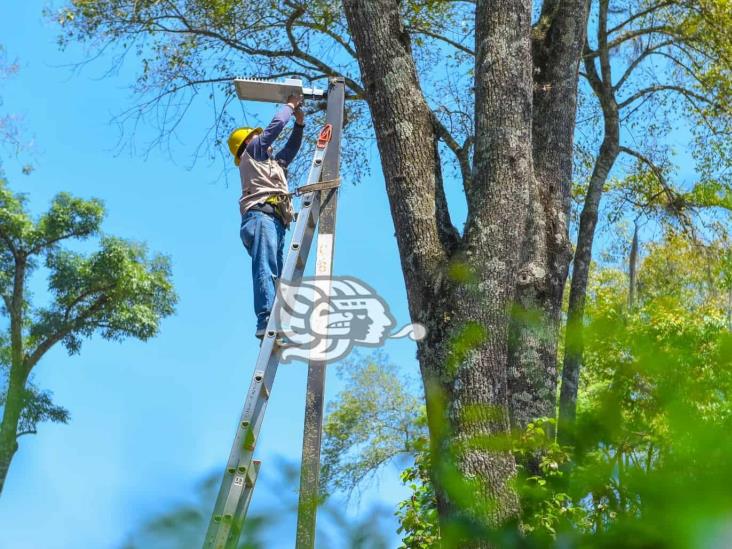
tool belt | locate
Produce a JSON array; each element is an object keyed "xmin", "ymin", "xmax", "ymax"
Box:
[
  {"xmin": 250, "ymin": 194, "xmax": 292, "ymax": 225},
  {"xmin": 249, "ymin": 178, "xmax": 341, "ymax": 223}
]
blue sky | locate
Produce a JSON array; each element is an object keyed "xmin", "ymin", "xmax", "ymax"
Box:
[{"xmin": 0, "ymin": 4, "xmax": 437, "ymax": 548}]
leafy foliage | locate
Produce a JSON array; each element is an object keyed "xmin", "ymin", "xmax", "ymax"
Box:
[
  {"xmin": 320, "ymin": 232, "xmax": 732, "ymax": 547},
  {"xmin": 50, "ymin": 0, "xmax": 477, "ymax": 183},
  {"xmin": 321, "ymin": 351, "xmax": 426, "ymax": 499},
  {"xmin": 395, "ymin": 436, "xmax": 438, "ymax": 549},
  {"xmin": 0, "ymin": 177, "xmax": 176, "ymax": 489}
]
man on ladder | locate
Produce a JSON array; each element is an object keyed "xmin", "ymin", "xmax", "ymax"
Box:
[
  {"xmin": 227, "ymin": 93, "xmax": 306, "ymax": 340},
  {"xmin": 204, "ymin": 77, "xmax": 344, "ymax": 549}
]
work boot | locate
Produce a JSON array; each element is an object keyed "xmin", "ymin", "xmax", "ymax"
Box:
[{"xmin": 255, "ymin": 329, "xmax": 295, "ymax": 349}]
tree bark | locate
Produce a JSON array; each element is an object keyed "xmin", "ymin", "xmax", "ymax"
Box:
[
  {"xmin": 343, "ymin": 0, "xmax": 523, "ymax": 538},
  {"xmin": 343, "ymin": 0, "xmax": 587, "ymax": 541},
  {"xmin": 507, "ymin": 0, "xmax": 589, "ymax": 431},
  {"xmin": 628, "ymin": 221, "xmax": 640, "ymax": 309},
  {"xmin": 0, "ymin": 360, "xmax": 29, "ymax": 495},
  {"xmin": 0, "ymin": 258, "xmax": 27, "ymax": 495},
  {"xmin": 559, "ymin": 0, "xmax": 620, "ymax": 441}
]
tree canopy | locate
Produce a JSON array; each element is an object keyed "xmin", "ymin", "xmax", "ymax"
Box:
[{"xmin": 0, "ymin": 177, "xmax": 177, "ymax": 494}]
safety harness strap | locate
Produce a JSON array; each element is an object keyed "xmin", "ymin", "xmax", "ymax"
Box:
[{"xmin": 293, "ymin": 177, "xmax": 341, "ymax": 196}]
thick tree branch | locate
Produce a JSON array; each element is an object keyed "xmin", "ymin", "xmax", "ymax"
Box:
[
  {"xmin": 598, "ymin": 0, "xmax": 613, "ymax": 89},
  {"xmin": 29, "ymin": 228, "xmax": 102, "ymax": 256},
  {"xmin": 343, "ymin": 0, "xmax": 449, "ymax": 295},
  {"xmin": 24, "ymin": 295, "xmax": 110, "ymax": 371},
  {"xmin": 583, "ymin": 42, "xmax": 605, "ymax": 99},
  {"xmin": 516, "ymin": 0, "xmax": 588, "ymax": 430},
  {"xmin": 0, "ymin": 231, "xmax": 17, "ymax": 257}
]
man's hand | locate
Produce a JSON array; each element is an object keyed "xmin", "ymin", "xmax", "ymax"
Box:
[
  {"xmin": 286, "ymin": 93, "xmax": 303, "ymax": 110},
  {"xmin": 294, "ymin": 106, "xmax": 305, "ymax": 126}
]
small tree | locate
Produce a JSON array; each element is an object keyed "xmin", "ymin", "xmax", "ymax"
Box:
[{"xmin": 0, "ymin": 178, "xmax": 176, "ymax": 494}]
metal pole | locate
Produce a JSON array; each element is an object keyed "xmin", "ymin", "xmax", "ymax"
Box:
[{"xmin": 295, "ymin": 77, "xmax": 345, "ymax": 549}]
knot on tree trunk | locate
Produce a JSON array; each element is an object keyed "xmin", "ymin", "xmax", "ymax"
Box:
[{"xmin": 517, "ymin": 262, "xmax": 547, "ymax": 287}]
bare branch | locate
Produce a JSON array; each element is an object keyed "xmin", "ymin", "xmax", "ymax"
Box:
[
  {"xmin": 614, "ymin": 40, "xmax": 674, "ymax": 91},
  {"xmin": 294, "ymin": 20, "xmax": 358, "ymax": 59},
  {"xmin": 618, "ymin": 84, "xmax": 720, "ymax": 110},
  {"xmin": 432, "ymin": 111, "xmax": 473, "ymax": 193},
  {"xmin": 405, "ymin": 25, "xmax": 475, "ymax": 56},
  {"xmin": 585, "ymin": 26, "xmax": 676, "ymax": 59},
  {"xmin": 283, "ymin": 8, "xmax": 364, "ymax": 96},
  {"xmin": 619, "ymin": 145, "xmax": 678, "ymax": 208},
  {"xmin": 607, "ymin": 1, "xmax": 676, "ymax": 35}
]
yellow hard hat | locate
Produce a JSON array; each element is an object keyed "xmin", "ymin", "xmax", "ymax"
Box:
[{"xmin": 227, "ymin": 127, "xmax": 263, "ymax": 165}]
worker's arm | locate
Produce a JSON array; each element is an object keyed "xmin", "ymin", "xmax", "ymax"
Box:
[
  {"xmin": 275, "ymin": 109, "xmax": 305, "ymax": 166},
  {"xmin": 245, "ymin": 105, "xmax": 292, "ymax": 160},
  {"xmin": 246, "ymin": 94, "xmax": 302, "ymax": 161}
]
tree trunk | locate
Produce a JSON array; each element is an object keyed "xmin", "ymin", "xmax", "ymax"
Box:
[
  {"xmin": 558, "ymin": 0, "xmax": 619, "ymax": 443},
  {"xmin": 558, "ymin": 117, "xmax": 619, "ymax": 444},
  {"xmin": 342, "ymin": 0, "xmax": 587, "ymax": 541},
  {"xmin": 343, "ymin": 0, "xmax": 523, "ymax": 538},
  {"xmin": 628, "ymin": 221, "xmax": 640, "ymax": 309},
  {"xmin": 0, "ymin": 362, "xmax": 28, "ymax": 495},
  {"xmin": 1, "ymin": 257, "xmax": 27, "ymax": 496},
  {"xmin": 507, "ymin": 0, "xmax": 588, "ymax": 431}
]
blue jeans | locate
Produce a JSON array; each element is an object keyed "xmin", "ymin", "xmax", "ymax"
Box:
[{"xmin": 240, "ymin": 210, "xmax": 286, "ymax": 332}]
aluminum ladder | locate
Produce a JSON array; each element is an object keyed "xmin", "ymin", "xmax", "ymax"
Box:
[{"xmin": 202, "ymin": 77, "xmax": 345, "ymax": 549}]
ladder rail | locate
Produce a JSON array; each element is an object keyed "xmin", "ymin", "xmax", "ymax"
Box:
[
  {"xmin": 203, "ymin": 198, "xmax": 322, "ymax": 549},
  {"xmin": 204, "ymin": 191, "xmax": 321, "ymax": 530},
  {"xmin": 295, "ymin": 78, "xmax": 345, "ymax": 549}
]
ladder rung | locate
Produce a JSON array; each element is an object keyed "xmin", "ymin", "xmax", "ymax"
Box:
[
  {"xmin": 243, "ymin": 428, "xmax": 256, "ymax": 451},
  {"xmin": 246, "ymin": 460, "xmax": 261, "ymax": 487}
]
